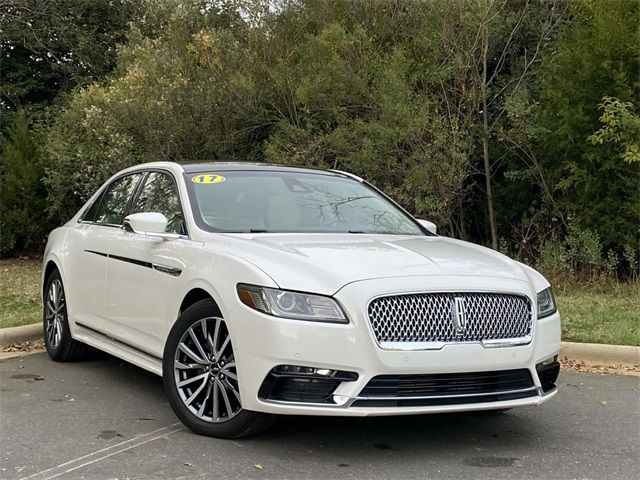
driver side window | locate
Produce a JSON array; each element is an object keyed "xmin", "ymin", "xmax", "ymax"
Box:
[{"xmin": 131, "ymin": 172, "xmax": 185, "ymax": 235}]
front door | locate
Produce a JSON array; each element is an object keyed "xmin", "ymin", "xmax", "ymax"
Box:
[
  {"xmin": 64, "ymin": 173, "xmax": 144, "ymax": 334},
  {"xmin": 105, "ymin": 171, "xmax": 188, "ymax": 357}
]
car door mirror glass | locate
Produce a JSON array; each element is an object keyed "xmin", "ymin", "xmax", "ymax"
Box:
[{"xmin": 417, "ymin": 219, "xmax": 437, "ymax": 235}]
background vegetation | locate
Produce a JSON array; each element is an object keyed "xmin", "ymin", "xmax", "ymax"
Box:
[
  {"xmin": 1, "ymin": 0, "xmax": 639, "ymax": 284},
  {"xmin": 2, "ymin": 256, "xmax": 636, "ymax": 346}
]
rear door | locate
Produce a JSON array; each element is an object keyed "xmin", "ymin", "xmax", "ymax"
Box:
[
  {"xmin": 105, "ymin": 170, "xmax": 188, "ymax": 357},
  {"xmin": 64, "ymin": 173, "xmax": 144, "ymax": 333}
]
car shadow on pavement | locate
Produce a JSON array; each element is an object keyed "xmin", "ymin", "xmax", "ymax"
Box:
[{"xmin": 75, "ymin": 350, "xmax": 545, "ymax": 458}]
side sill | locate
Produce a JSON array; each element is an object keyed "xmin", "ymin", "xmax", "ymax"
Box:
[{"xmin": 73, "ymin": 322, "xmax": 163, "ymax": 376}]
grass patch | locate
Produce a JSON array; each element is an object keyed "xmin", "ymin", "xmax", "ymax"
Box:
[
  {"xmin": 1, "ymin": 258, "xmax": 638, "ymax": 346},
  {"xmin": 556, "ymin": 282, "xmax": 639, "ymax": 346},
  {"xmin": 0, "ymin": 258, "xmax": 42, "ymax": 329}
]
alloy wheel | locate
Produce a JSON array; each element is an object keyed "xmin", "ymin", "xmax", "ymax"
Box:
[
  {"xmin": 173, "ymin": 317, "xmax": 241, "ymax": 423},
  {"xmin": 45, "ymin": 279, "xmax": 65, "ymax": 349}
]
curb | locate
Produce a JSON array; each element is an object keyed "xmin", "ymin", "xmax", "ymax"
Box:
[
  {"xmin": 0, "ymin": 323, "xmax": 42, "ymax": 346},
  {"xmin": 0, "ymin": 324, "xmax": 638, "ymax": 366},
  {"xmin": 560, "ymin": 341, "xmax": 639, "ymax": 367}
]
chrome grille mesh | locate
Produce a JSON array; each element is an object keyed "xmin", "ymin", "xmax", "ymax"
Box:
[{"xmin": 367, "ymin": 293, "xmax": 532, "ymax": 345}]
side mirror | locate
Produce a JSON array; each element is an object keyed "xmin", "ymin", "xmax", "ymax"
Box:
[
  {"xmin": 417, "ymin": 219, "xmax": 437, "ymax": 235},
  {"xmin": 124, "ymin": 212, "xmax": 180, "ymax": 240}
]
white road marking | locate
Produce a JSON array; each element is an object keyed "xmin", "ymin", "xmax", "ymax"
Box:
[{"xmin": 20, "ymin": 423, "xmax": 185, "ymax": 480}]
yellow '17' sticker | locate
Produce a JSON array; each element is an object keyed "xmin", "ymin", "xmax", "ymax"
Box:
[{"xmin": 191, "ymin": 174, "xmax": 225, "ymax": 184}]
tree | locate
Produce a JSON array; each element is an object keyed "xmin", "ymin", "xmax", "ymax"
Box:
[
  {"xmin": 411, "ymin": 0, "xmax": 565, "ymax": 249},
  {"xmin": 533, "ymin": 0, "xmax": 640, "ymax": 254},
  {"xmin": 588, "ymin": 96, "xmax": 640, "ymax": 164},
  {"xmin": 0, "ymin": 0, "xmax": 140, "ymax": 129},
  {"xmin": 0, "ymin": 113, "xmax": 48, "ymax": 253},
  {"xmin": 45, "ymin": 3, "xmax": 265, "ymax": 219}
]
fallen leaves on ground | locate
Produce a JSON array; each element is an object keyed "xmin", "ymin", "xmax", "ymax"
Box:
[
  {"xmin": 560, "ymin": 356, "xmax": 640, "ymax": 376},
  {"xmin": 1, "ymin": 339, "xmax": 44, "ymax": 353}
]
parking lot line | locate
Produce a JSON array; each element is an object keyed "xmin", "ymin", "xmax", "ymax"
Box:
[{"xmin": 20, "ymin": 423, "xmax": 185, "ymax": 480}]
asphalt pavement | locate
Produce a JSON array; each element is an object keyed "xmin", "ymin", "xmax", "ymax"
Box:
[{"xmin": 1, "ymin": 351, "xmax": 638, "ymax": 480}]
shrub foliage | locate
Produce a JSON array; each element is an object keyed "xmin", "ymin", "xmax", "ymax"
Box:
[{"xmin": 2, "ymin": 0, "xmax": 639, "ymax": 278}]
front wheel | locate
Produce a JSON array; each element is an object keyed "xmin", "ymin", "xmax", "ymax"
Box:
[{"xmin": 163, "ymin": 299, "xmax": 274, "ymax": 438}]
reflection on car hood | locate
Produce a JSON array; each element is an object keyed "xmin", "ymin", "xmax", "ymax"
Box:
[{"xmin": 212, "ymin": 233, "xmax": 529, "ymax": 295}]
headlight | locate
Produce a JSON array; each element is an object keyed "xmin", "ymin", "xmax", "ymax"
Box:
[
  {"xmin": 236, "ymin": 284, "xmax": 348, "ymax": 323},
  {"xmin": 537, "ymin": 287, "xmax": 557, "ymax": 319}
]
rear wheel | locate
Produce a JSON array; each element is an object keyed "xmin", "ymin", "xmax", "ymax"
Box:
[
  {"xmin": 163, "ymin": 299, "xmax": 274, "ymax": 438},
  {"xmin": 43, "ymin": 270, "xmax": 87, "ymax": 361}
]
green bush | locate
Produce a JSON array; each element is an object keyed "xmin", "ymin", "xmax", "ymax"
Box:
[{"xmin": 536, "ymin": 221, "xmax": 639, "ymax": 281}]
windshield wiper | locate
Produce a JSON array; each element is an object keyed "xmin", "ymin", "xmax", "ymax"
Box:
[
  {"xmin": 248, "ymin": 229, "xmax": 270, "ymax": 233},
  {"xmin": 347, "ymin": 230, "xmax": 365, "ymax": 234}
]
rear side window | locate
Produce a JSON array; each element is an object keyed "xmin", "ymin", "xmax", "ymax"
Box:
[
  {"xmin": 81, "ymin": 191, "xmax": 105, "ymax": 223},
  {"xmin": 93, "ymin": 173, "xmax": 143, "ymax": 226}
]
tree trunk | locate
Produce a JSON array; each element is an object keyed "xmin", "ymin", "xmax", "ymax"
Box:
[{"xmin": 481, "ymin": 20, "xmax": 498, "ymax": 250}]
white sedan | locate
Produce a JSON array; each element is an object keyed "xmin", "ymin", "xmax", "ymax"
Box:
[{"xmin": 42, "ymin": 162, "xmax": 560, "ymax": 438}]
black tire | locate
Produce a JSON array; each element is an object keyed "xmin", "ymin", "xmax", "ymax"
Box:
[
  {"xmin": 43, "ymin": 269, "xmax": 88, "ymax": 361},
  {"xmin": 163, "ymin": 299, "xmax": 275, "ymax": 438}
]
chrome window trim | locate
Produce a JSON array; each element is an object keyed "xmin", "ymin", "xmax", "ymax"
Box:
[
  {"xmin": 77, "ymin": 167, "xmax": 192, "ymax": 241},
  {"xmin": 77, "ymin": 171, "xmax": 145, "ymax": 226}
]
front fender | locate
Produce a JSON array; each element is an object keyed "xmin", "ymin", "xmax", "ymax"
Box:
[{"xmin": 516, "ymin": 261, "xmax": 551, "ymax": 293}]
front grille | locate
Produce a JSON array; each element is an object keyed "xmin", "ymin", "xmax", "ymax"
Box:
[
  {"xmin": 367, "ymin": 292, "xmax": 532, "ymax": 346},
  {"xmin": 360, "ymin": 369, "xmax": 534, "ymax": 397},
  {"xmin": 353, "ymin": 369, "xmax": 537, "ymax": 407}
]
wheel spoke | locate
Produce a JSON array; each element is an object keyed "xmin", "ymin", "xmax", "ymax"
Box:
[
  {"xmin": 177, "ymin": 372, "xmax": 208, "ymax": 388},
  {"xmin": 50, "ymin": 282, "xmax": 57, "ymax": 307},
  {"xmin": 185, "ymin": 377, "xmax": 208, "ymax": 406},
  {"xmin": 212, "ymin": 318, "xmax": 221, "ymax": 353},
  {"xmin": 215, "ymin": 335, "xmax": 230, "ymax": 362},
  {"xmin": 47, "ymin": 321, "xmax": 55, "ymax": 344},
  {"xmin": 198, "ymin": 383, "xmax": 213, "ymax": 417},
  {"xmin": 178, "ymin": 342, "xmax": 207, "ymax": 365},
  {"xmin": 221, "ymin": 370, "xmax": 237, "ymax": 381},
  {"xmin": 53, "ymin": 319, "xmax": 62, "ymax": 347},
  {"xmin": 174, "ymin": 361, "xmax": 201, "ymax": 370},
  {"xmin": 216, "ymin": 378, "xmax": 233, "ymax": 419},
  {"xmin": 224, "ymin": 379, "xmax": 241, "ymax": 402},
  {"xmin": 221, "ymin": 360, "xmax": 236, "ymax": 371},
  {"xmin": 55, "ymin": 283, "xmax": 63, "ymax": 304},
  {"xmin": 188, "ymin": 328, "xmax": 208, "ymax": 361},
  {"xmin": 212, "ymin": 380, "xmax": 219, "ymax": 420},
  {"xmin": 200, "ymin": 319, "xmax": 208, "ymax": 342}
]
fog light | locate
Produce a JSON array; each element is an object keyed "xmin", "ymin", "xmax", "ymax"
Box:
[
  {"xmin": 259, "ymin": 365, "xmax": 358, "ymax": 404},
  {"xmin": 536, "ymin": 355, "xmax": 560, "ymax": 393},
  {"xmin": 540, "ymin": 355, "xmax": 557, "ymax": 366}
]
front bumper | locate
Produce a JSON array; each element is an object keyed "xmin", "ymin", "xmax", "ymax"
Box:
[{"xmin": 227, "ymin": 276, "xmax": 561, "ymax": 416}]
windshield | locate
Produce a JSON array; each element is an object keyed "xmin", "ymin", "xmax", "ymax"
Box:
[{"xmin": 185, "ymin": 170, "xmax": 424, "ymax": 235}]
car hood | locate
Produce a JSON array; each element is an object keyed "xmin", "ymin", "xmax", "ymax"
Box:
[{"xmin": 213, "ymin": 233, "xmax": 530, "ymax": 295}]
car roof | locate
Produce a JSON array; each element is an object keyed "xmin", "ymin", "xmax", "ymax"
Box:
[{"xmin": 180, "ymin": 161, "xmax": 343, "ymax": 177}]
